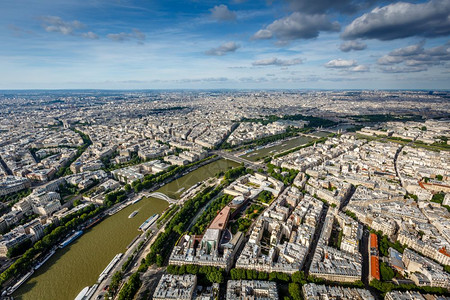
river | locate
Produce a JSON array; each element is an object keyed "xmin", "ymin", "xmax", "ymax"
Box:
[
  {"xmin": 14, "ymin": 158, "xmax": 239, "ymax": 300},
  {"xmin": 241, "ymin": 136, "xmax": 315, "ymax": 161}
]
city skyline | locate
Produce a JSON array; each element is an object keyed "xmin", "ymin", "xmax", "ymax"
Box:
[
  {"xmin": 1, "ymin": 0, "xmax": 450, "ymax": 90},
  {"xmin": 0, "ymin": 90, "xmax": 449, "ymax": 299}
]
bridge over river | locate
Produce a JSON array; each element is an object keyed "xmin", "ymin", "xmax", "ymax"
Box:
[{"xmin": 143, "ymin": 192, "xmax": 177, "ymax": 204}]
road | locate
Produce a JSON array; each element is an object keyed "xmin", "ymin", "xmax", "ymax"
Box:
[
  {"xmin": 302, "ymin": 203, "xmax": 329, "ymax": 275},
  {"xmin": 0, "ymin": 155, "xmax": 12, "ymax": 175},
  {"xmin": 360, "ymin": 226, "xmax": 370, "ymax": 287},
  {"xmin": 339, "ymin": 184, "xmax": 356, "ymax": 211},
  {"xmin": 393, "ymin": 137, "xmax": 416, "ymax": 188}
]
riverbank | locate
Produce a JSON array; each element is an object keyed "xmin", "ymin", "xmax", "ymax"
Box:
[{"xmin": 13, "ymin": 158, "xmax": 238, "ymax": 300}]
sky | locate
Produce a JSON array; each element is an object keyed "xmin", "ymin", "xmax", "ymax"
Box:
[{"xmin": 0, "ymin": 0, "xmax": 449, "ymax": 90}]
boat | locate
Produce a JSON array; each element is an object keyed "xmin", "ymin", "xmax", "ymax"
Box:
[
  {"xmin": 6, "ymin": 270, "xmax": 34, "ymax": 295},
  {"xmin": 74, "ymin": 286, "xmax": 89, "ymax": 300},
  {"xmin": 128, "ymin": 210, "xmax": 139, "ymax": 218},
  {"xmin": 34, "ymin": 249, "xmax": 56, "ymax": 270},
  {"xmin": 97, "ymin": 253, "xmax": 123, "ymax": 283},
  {"xmin": 131, "ymin": 196, "xmax": 143, "ymax": 204},
  {"xmin": 85, "ymin": 284, "xmax": 99, "ymax": 299},
  {"xmin": 84, "ymin": 215, "xmax": 103, "ymax": 230},
  {"xmin": 59, "ymin": 230, "xmax": 83, "ymax": 249},
  {"xmin": 138, "ymin": 214, "xmax": 159, "ymax": 232}
]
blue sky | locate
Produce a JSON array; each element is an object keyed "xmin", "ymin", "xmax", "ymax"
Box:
[{"xmin": 1, "ymin": 0, "xmax": 449, "ymax": 89}]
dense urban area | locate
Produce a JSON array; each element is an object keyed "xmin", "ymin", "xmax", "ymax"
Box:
[{"xmin": 0, "ymin": 90, "xmax": 449, "ymax": 300}]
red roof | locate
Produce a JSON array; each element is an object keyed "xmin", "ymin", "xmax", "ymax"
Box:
[
  {"xmin": 370, "ymin": 256, "xmax": 380, "ymax": 280},
  {"xmin": 439, "ymin": 247, "xmax": 450, "ymax": 257},
  {"xmin": 209, "ymin": 206, "xmax": 231, "ymax": 230},
  {"xmin": 370, "ymin": 233, "xmax": 378, "ymax": 249}
]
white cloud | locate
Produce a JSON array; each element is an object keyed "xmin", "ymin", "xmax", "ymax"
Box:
[
  {"xmin": 210, "ymin": 4, "xmax": 236, "ymax": 21},
  {"xmin": 107, "ymin": 29, "xmax": 146, "ymax": 43},
  {"xmin": 251, "ymin": 29, "xmax": 273, "ymax": 40},
  {"xmin": 41, "ymin": 16, "xmax": 84, "ymax": 35},
  {"xmin": 339, "ymin": 40, "xmax": 367, "ymax": 52},
  {"xmin": 350, "ymin": 65, "xmax": 370, "ymax": 72},
  {"xmin": 342, "ymin": 0, "xmax": 450, "ymax": 40},
  {"xmin": 377, "ymin": 41, "xmax": 450, "ymax": 73},
  {"xmin": 205, "ymin": 42, "xmax": 240, "ymax": 56},
  {"xmin": 251, "ymin": 12, "xmax": 340, "ymax": 42},
  {"xmin": 252, "ymin": 57, "xmax": 303, "ymax": 66},
  {"xmin": 325, "ymin": 59, "xmax": 357, "ymax": 68},
  {"xmin": 40, "ymin": 16, "xmax": 99, "ymax": 40},
  {"xmin": 81, "ymin": 31, "xmax": 99, "ymax": 40}
]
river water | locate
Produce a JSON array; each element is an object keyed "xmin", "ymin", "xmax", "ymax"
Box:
[
  {"xmin": 241, "ymin": 136, "xmax": 315, "ymax": 161},
  {"xmin": 14, "ymin": 159, "xmax": 238, "ymax": 300}
]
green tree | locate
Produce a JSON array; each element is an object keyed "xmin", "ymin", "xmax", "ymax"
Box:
[
  {"xmin": 292, "ymin": 271, "xmax": 306, "ymax": 284},
  {"xmin": 289, "ymin": 283, "xmax": 302, "ymax": 300},
  {"xmin": 156, "ymin": 254, "xmax": 164, "ymax": 267},
  {"xmin": 118, "ymin": 272, "xmax": 141, "ymax": 300},
  {"xmin": 380, "ymin": 262, "xmax": 395, "ymax": 281},
  {"xmin": 7, "ymin": 238, "xmax": 32, "ymax": 258}
]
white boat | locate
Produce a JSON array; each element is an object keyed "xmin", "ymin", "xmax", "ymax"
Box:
[
  {"xmin": 74, "ymin": 286, "xmax": 89, "ymax": 300},
  {"xmin": 131, "ymin": 196, "xmax": 143, "ymax": 204},
  {"xmin": 128, "ymin": 210, "xmax": 138, "ymax": 218},
  {"xmin": 6, "ymin": 270, "xmax": 34, "ymax": 295},
  {"xmin": 34, "ymin": 249, "xmax": 56, "ymax": 270},
  {"xmin": 97, "ymin": 253, "xmax": 123, "ymax": 283},
  {"xmin": 138, "ymin": 214, "xmax": 159, "ymax": 232}
]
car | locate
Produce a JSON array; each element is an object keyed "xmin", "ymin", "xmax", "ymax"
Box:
[{"xmin": 103, "ymin": 285, "xmax": 109, "ymax": 291}]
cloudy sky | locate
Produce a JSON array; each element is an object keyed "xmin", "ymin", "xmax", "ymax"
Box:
[{"xmin": 1, "ymin": 0, "xmax": 449, "ymax": 89}]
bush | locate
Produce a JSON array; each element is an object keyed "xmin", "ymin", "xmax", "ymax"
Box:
[
  {"xmin": 289, "ymin": 283, "xmax": 302, "ymax": 300},
  {"xmin": 7, "ymin": 238, "xmax": 32, "ymax": 258},
  {"xmin": 167, "ymin": 265, "xmax": 224, "ymax": 284},
  {"xmin": 118, "ymin": 272, "xmax": 141, "ymax": 300},
  {"xmin": 431, "ymin": 192, "xmax": 445, "ymax": 204},
  {"xmin": 380, "ymin": 262, "xmax": 395, "ymax": 281}
]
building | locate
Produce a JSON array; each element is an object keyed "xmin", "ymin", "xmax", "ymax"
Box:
[
  {"xmin": 153, "ymin": 274, "xmax": 197, "ymax": 300},
  {"xmin": 384, "ymin": 290, "xmax": 449, "ymax": 300},
  {"xmin": 23, "ymin": 219, "xmax": 45, "ymax": 242},
  {"xmin": 0, "ymin": 176, "xmax": 30, "ymax": 196},
  {"xmin": 308, "ymin": 211, "xmax": 362, "ymax": 283},
  {"xmin": 369, "ymin": 233, "xmax": 380, "ymax": 281},
  {"xmin": 226, "ymin": 280, "xmax": 278, "ymax": 300},
  {"xmin": 303, "ymin": 283, "xmax": 375, "ymax": 300},
  {"xmin": 0, "ymin": 230, "xmax": 29, "ymax": 257}
]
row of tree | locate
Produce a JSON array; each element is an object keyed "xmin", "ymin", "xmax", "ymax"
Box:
[
  {"xmin": 117, "ymin": 272, "xmax": 141, "ymax": 300},
  {"xmin": 370, "ymin": 279, "xmax": 450, "ymax": 296},
  {"xmin": 167, "ymin": 264, "xmax": 224, "ymax": 284},
  {"xmin": 190, "ymin": 194, "xmax": 234, "ymax": 235},
  {"xmin": 104, "ymin": 189, "xmax": 127, "ymax": 207},
  {"xmin": 0, "ymin": 188, "xmax": 31, "ymax": 204}
]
